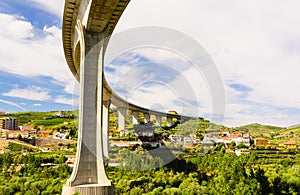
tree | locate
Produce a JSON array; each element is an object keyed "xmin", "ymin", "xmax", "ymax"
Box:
[
  {"xmin": 229, "ymin": 141, "xmax": 236, "ymax": 149},
  {"xmin": 17, "ymin": 134, "xmax": 22, "ymax": 140}
]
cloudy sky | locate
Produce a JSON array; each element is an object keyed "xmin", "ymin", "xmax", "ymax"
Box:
[{"xmin": 0, "ymin": 0, "xmax": 300, "ymax": 127}]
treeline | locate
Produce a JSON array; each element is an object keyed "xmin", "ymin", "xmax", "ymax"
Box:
[
  {"xmin": 107, "ymin": 146, "xmax": 300, "ymax": 194},
  {"xmin": 0, "ymin": 146, "xmax": 299, "ymax": 194},
  {"xmin": 0, "ymin": 152, "xmax": 72, "ymax": 195}
]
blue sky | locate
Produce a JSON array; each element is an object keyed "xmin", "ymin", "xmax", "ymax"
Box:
[
  {"xmin": 1, "ymin": 0, "xmax": 300, "ymax": 127},
  {"xmin": 0, "ymin": 0, "xmax": 76, "ymax": 113}
]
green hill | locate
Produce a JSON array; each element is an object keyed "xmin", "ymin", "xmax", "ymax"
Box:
[
  {"xmin": 3, "ymin": 111, "xmax": 78, "ymax": 130},
  {"xmin": 3, "ymin": 111, "xmax": 299, "ymax": 139},
  {"xmin": 285, "ymin": 126, "xmax": 300, "ymax": 135},
  {"xmin": 236, "ymin": 123, "xmax": 285, "ymax": 136}
]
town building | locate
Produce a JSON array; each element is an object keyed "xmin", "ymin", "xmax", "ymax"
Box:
[
  {"xmin": 0, "ymin": 118, "xmax": 19, "ymax": 130},
  {"xmin": 169, "ymin": 134, "xmax": 183, "ymax": 142},
  {"xmin": 136, "ymin": 129, "xmax": 154, "ymax": 137},
  {"xmin": 282, "ymin": 141, "xmax": 297, "ymax": 149},
  {"xmin": 203, "ymin": 131, "xmax": 250, "ymax": 146},
  {"xmin": 183, "ymin": 137, "xmax": 196, "ymax": 144},
  {"xmin": 65, "ymin": 154, "xmax": 76, "ymax": 166},
  {"xmin": 119, "ymin": 129, "xmax": 129, "ymax": 137},
  {"xmin": 6, "ymin": 130, "xmax": 29, "ymax": 139},
  {"xmin": 254, "ymin": 138, "xmax": 268, "ymax": 147}
]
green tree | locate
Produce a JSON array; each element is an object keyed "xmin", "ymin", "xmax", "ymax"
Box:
[{"xmin": 17, "ymin": 134, "xmax": 22, "ymax": 140}]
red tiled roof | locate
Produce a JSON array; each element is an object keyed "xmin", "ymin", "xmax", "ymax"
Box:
[{"xmin": 255, "ymin": 138, "xmax": 267, "ymax": 141}]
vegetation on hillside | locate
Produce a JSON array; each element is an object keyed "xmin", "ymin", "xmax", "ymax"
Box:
[
  {"xmin": 0, "ymin": 150, "xmax": 72, "ymax": 195},
  {"xmin": 0, "ymin": 144, "xmax": 299, "ymax": 195},
  {"xmin": 3, "ymin": 111, "xmax": 77, "ymax": 130},
  {"xmin": 107, "ymin": 145, "xmax": 300, "ymax": 194},
  {"xmin": 0, "ymin": 111, "xmax": 299, "ymax": 194},
  {"xmin": 235, "ymin": 123, "xmax": 285, "ymax": 136}
]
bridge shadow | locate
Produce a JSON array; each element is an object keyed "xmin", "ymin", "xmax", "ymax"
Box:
[
  {"xmin": 143, "ymin": 141, "xmax": 197, "ymax": 173},
  {"xmin": 147, "ymin": 144, "xmax": 177, "ymax": 166}
]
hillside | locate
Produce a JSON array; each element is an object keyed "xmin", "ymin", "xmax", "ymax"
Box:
[
  {"xmin": 3, "ymin": 111, "xmax": 78, "ymax": 130},
  {"xmin": 283, "ymin": 126, "xmax": 300, "ymax": 136},
  {"xmin": 236, "ymin": 123, "xmax": 286, "ymax": 136},
  {"xmin": 288, "ymin": 123, "xmax": 300, "ymax": 129},
  {"xmin": 2, "ymin": 111, "xmax": 299, "ymax": 139}
]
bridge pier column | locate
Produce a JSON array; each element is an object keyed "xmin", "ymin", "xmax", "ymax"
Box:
[
  {"xmin": 62, "ymin": 30, "xmax": 114, "ymax": 195},
  {"xmin": 118, "ymin": 107, "xmax": 127, "ymax": 130},
  {"xmin": 144, "ymin": 113, "xmax": 150, "ymax": 124},
  {"xmin": 103, "ymin": 100, "xmax": 111, "ymax": 158},
  {"xmin": 132, "ymin": 111, "xmax": 139, "ymax": 125},
  {"xmin": 167, "ymin": 117, "xmax": 173, "ymax": 127},
  {"xmin": 155, "ymin": 115, "xmax": 162, "ymax": 126}
]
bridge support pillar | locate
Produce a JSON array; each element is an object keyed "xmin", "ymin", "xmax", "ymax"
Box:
[
  {"xmin": 132, "ymin": 111, "xmax": 139, "ymax": 125},
  {"xmin": 118, "ymin": 107, "xmax": 127, "ymax": 130},
  {"xmin": 167, "ymin": 117, "xmax": 173, "ymax": 127},
  {"xmin": 103, "ymin": 100, "xmax": 111, "ymax": 158},
  {"xmin": 62, "ymin": 30, "xmax": 114, "ymax": 195},
  {"xmin": 155, "ymin": 115, "xmax": 162, "ymax": 126},
  {"xmin": 144, "ymin": 113, "xmax": 150, "ymax": 123}
]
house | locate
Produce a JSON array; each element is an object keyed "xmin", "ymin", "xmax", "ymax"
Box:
[
  {"xmin": 283, "ymin": 141, "xmax": 297, "ymax": 149},
  {"xmin": 200, "ymin": 140, "xmax": 215, "ymax": 147},
  {"xmin": 39, "ymin": 131, "xmax": 50, "ymax": 137},
  {"xmin": 53, "ymin": 111, "xmax": 62, "ymax": 117},
  {"xmin": 54, "ymin": 132, "xmax": 67, "ymax": 139},
  {"xmin": 243, "ymin": 133, "xmax": 250, "ymax": 138},
  {"xmin": 221, "ymin": 131, "xmax": 230, "ymax": 137},
  {"xmin": 183, "ymin": 137, "xmax": 196, "ymax": 145},
  {"xmin": 235, "ymin": 149, "xmax": 250, "ymax": 156},
  {"xmin": 189, "ymin": 133, "xmax": 197, "ymax": 139},
  {"xmin": 169, "ymin": 134, "xmax": 183, "ymax": 142},
  {"xmin": 19, "ymin": 125, "xmax": 31, "ymax": 130},
  {"xmin": 230, "ymin": 132, "xmax": 242, "ymax": 138},
  {"xmin": 119, "ymin": 129, "xmax": 129, "ymax": 137},
  {"xmin": 6, "ymin": 130, "xmax": 29, "ymax": 139},
  {"xmin": 0, "ymin": 117, "xmax": 19, "ymax": 130},
  {"xmin": 262, "ymin": 133, "xmax": 271, "ymax": 138},
  {"xmin": 136, "ymin": 129, "xmax": 154, "ymax": 137},
  {"xmin": 216, "ymin": 137, "xmax": 231, "ymax": 144},
  {"xmin": 254, "ymin": 138, "xmax": 268, "ymax": 147},
  {"xmin": 0, "ymin": 129, "xmax": 7, "ymax": 139},
  {"xmin": 65, "ymin": 154, "xmax": 76, "ymax": 166}
]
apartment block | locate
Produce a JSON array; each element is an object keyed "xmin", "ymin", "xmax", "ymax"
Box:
[{"xmin": 0, "ymin": 118, "xmax": 19, "ymax": 130}]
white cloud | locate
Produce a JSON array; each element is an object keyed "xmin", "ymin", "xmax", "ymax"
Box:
[
  {"xmin": 113, "ymin": 0, "xmax": 300, "ymax": 126},
  {"xmin": 0, "ymin": 13, "xmax": 76, "ymax": 96},
  {"xmin": 3, "ymin": 86, "xmax": 50, "ymax": 101},
  {"xmin": 0, "ymin": 98, "xmax": 26, "ymax": 111},
  {"xmin": 27, "ymin": 0, "xmax": 65, "ymax": 17},
  {"xmin": 55, "ymin": 95, "xmax": 79, "ymax": 107},
  {"xmin": 1, "ymin": 0, "xmax": 300, "ymax": 126},
  {"xmin": 33, "ymin": 103, "xmax": 42, "ymax": 107},
  {"xmin": 0, "ymin": 13, "xmax": 33, "ymax": 39},
  {"xmin": 106, "ymin": 49, "xmax": 216, "ymax": 119}
]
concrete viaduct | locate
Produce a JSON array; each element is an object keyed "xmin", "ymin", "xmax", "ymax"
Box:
[{"xmin": 61, "ymin": 0, "xmax": 192, "ymax": 194}]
